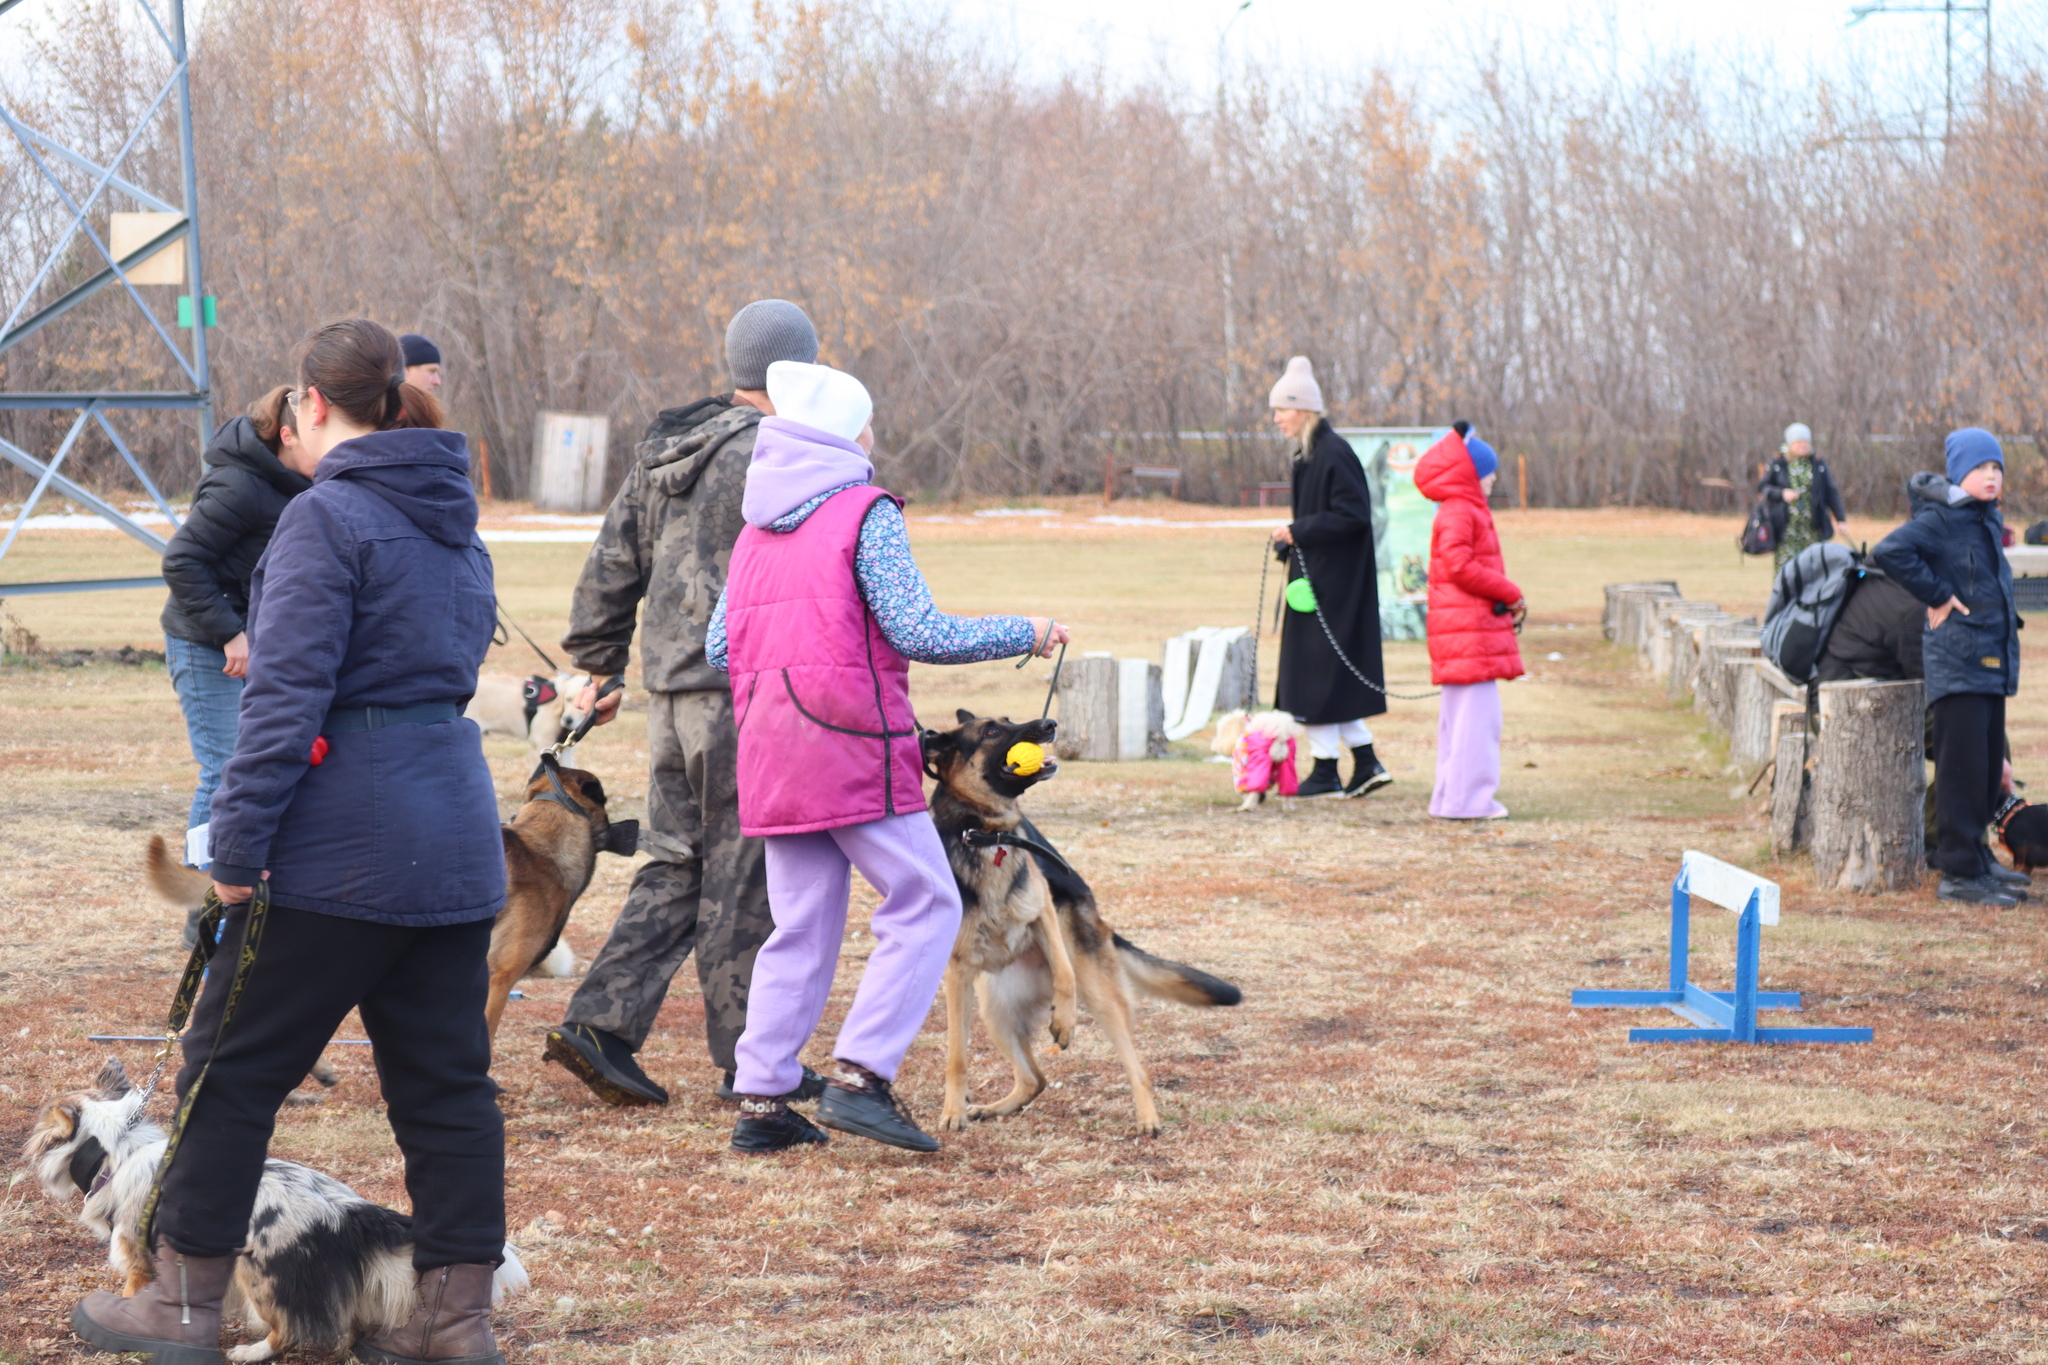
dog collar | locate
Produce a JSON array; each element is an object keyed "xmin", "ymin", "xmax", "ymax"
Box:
[
  {"xmin": 962, "ymin": 828, "xmax": 1075, "ymax": 878},
  {"xmin": 68, "ymin": 1136, "xmax": 109, "ymax": 1198},
  {"xmin": 1994, "ymin": 792, "xmax": 2028, "ymax": 840}
]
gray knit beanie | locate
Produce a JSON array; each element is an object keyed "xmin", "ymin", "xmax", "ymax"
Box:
[{"xmin": 724, "ymin": 300, "xmax": 818, "ymax": 391}]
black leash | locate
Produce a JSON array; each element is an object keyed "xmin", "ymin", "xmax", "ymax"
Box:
[
  {"xmin": 135, "ymin": 879, "xmax": 272, "ymax": 1261},
  {"xmin": 1014, "ymin": 620, "xmax": 1067, "ymax": 720},
  {"xmin": 963, "ymin": 827, "xmax": 1076, "ymax": 878},
  {"xmin": 496, "ymin": 602, "xmax": 562, "ymax": 674},
  {"xmin": 1286, "ymin": 545, "xmax": 1440, "ymax": 702},
  {"xmin": 529, "ymin": 676, "xmax": 624, "ymax": 816}
]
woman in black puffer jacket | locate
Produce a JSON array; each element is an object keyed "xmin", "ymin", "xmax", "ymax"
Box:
[{"xmin": 160, "ymin": 388, "xmax": 311, "ymax": 861}]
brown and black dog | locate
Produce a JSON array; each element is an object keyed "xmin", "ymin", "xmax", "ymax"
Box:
[
  {"xmin": 143, "ymin": 763, "xmax": 637, "ymax": 1048},
  {"xmin": 924, "ymin": 710, "xmax": 1242, "ymax": 1136}
]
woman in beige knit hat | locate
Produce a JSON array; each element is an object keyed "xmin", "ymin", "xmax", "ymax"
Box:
[{"xmin": 1267, "ymin": 356, "xmax": 1390, "ymax": 797}]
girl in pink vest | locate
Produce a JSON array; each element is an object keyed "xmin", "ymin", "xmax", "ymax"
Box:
[{"xmin": 706, "ymin": 361, "xmax": 1066, "ymax": 1153}]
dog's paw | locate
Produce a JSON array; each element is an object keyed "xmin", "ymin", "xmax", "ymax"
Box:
[
  {"xmin": 1133, "ymin": 1121, "xmax": 1162, "ymax": 1139},
  {"xmin": 938, "ymin": 1109, "xmax": 969, "ymax": 1132},
  {"xmin": 228, "ymin": 1341, "xmax": 277, "ymax": 1363},
  {"xmin": 282, "ymin": 1091, "xmax": 325, "ymax": 1107},
  {"xmin": 1048, "ymin": 1015, "xmax": 1076, "ymax": 1050}
]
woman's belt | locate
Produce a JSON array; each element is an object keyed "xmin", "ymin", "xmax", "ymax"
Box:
[{"xmin": 324, "ymin": 700, "xmax": 461, "ymax": 733}]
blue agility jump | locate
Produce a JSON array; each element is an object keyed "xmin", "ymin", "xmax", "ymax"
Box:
[{"xmin": 1570, "ymin": 850, "xmax": 1873, "ymax": 1044}]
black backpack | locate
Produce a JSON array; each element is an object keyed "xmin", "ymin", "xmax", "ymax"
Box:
[
  {"xmin": 1739, "ymin": 495, "xmax": 1778, "ymax": 556},
  {"xmin": 1761, "ymin": 542, "xmax": 1862, "ymax": 684}
]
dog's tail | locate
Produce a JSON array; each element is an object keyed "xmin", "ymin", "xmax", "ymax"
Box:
[
  {"xmin": 1113, "ymin": 934, "xmax": 1242, "ymax": 1008},
  {"xmin": 144, "ymin": 835, "xmax": 210, "ymax": 910}
]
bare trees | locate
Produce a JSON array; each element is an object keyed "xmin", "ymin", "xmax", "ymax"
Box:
[{"xmin": 6, "ymin": 2, "xmax": 2048, "ymax": 512}]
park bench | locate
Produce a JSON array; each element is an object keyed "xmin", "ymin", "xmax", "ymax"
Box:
[{"xmin": 1570, "ymin": 850, "xmax": 1874, "ymax": 1044}]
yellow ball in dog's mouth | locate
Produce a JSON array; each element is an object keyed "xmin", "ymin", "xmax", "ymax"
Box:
[{"xmin": 1005, "ymin": 741, "xmax": 1046, "ymax": 776}]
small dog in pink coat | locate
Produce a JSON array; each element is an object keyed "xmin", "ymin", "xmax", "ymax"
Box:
[{"xmin": 1212, "ymin": 710, "xmax": 1310, "ymax": 812}]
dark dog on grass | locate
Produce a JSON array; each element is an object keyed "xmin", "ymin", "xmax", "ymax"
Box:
[
  {"xmin": 1994, "ymin": 793, "xmax": 2048, "ymax": 871},
  {"xmin": 145, "ymin": 761, "xmax": 637, "ymax": 1049},
  {"xmin": 923, "ymin": 710, "xmax": 1242, "ymax": 1137},
  {"xmin": 25, "ymin": 1057, "xmax": 526, "ymax": 1362}
]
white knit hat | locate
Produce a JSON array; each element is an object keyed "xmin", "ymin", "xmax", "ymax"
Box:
[
  {"xmin": 1268, "ymin": 356, "xmax": 1324, "ymax": 413},
  {"xmin": 766, "ymin": 361, "xmax": 873, "ymax": 443},
  {"xmin": 1784, "ymin": 422, "xmax": 1812, "ymax": 446}
]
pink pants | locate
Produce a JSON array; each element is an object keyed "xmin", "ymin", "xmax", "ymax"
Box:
[
  {"xmin": 731, "ymin": 812, "xmax": 962, "ymax": 1098},
  {"xmin": 1430, "ymin": 680, "xmax": 1507, "ymax": 819}
]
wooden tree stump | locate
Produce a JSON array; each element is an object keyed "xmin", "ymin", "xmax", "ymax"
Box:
[
  {"xmin": 1730, "ymin": 659, "xmax": 1801, "ymax": 770},
  {"xmin": 1115, "ymin": 658, "xmax": 1166, "ymax": 760},
  {"xmin": 1695, "ymin": 635, "xmax": 1760, "ymax": 734},
  {"xmin": 1603, "ymin": 581, "xmax": 1681, "ymax": 642},
  {"xmin": 1646, "ymin": 601, "xmax": 1718, "ymax": 679},
  {"xmin": 1618, "ymin": 586, "xmax": 1683, "ymax": 656},
  {"xmin": 1768, "ymin": 702, "xmax": 1810, "ymax": 854},
  {"xmin": 1056, "ymin": 653, "xmax": 1119, "ymax": 760},
  {"xmin": 1811, "ymin": 679, "xmax": 1926, "ymax": 892}
]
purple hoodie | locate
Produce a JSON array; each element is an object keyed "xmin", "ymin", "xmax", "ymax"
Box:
[{"xmin": 741, "ymin": 417, "xmax": 875, "ymax": 528}]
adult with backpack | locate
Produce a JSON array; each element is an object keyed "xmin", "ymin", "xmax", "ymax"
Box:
[
  {"xmin": 1872, "ymin": 431, "xmax": 2028, "ymax": 907},
  {"xmin": 1758, "ymin": 423, "xmax": 1847, "ymax": 570}
]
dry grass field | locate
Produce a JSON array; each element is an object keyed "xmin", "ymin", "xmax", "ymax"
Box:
[{"xmin": 1, "ymin": 500, "xmax": 2044, "ymax": 1363}]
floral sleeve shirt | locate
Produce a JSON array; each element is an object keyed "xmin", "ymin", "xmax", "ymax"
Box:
[{"xmin": 705, "ymin": 485, "xmax": 1037, "ymax": 670}]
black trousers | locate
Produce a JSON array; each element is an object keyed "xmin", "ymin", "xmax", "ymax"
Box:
[
  {"xmin": 1930, "ymin": 692, "xmax": 2005, "ymax": 879},
  {"xmin": 156, "ymin": 902, "xmax": 505, "ymax": 1267}
]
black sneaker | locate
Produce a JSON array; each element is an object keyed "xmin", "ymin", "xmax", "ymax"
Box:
[
  {"xmin": 1988, "ymin": 865, "xmax": 2031, "ymax": 896},
  {"xmin": 715, "ymin": 1067, "xmax": 827, "ymax": 1104},
  {"xmin": 1938, "ymin": 874, "xmax": 2019, "ymax": 907},
  {"xmin": 816, "ymin": 1063, "xmax": 939, "ymax": 1152},
  {"xmin": 1296, "ymin": 757, "xmax": 1344, "ymax": 798},
  {"xmin": 542, "ymin": 1024, "xmax": 669, "ymax": 1106},
  {"xmin": 731, "ymin": 1097, "xmax": 829, "ymax": 1153},
  {"xmin": 1343, "ymin": 747, "xmax": 1393, "ymax": 798}
]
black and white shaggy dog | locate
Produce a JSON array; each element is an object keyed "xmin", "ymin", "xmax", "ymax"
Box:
[{"xmin": 25, "ymin": 1057, "xmax": 527, "ymax": 1362}]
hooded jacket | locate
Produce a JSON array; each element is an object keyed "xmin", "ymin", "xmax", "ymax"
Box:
[
  {"xmin": 561, "ymin": 397, "xmax": 762, "ymax": 692},
  {"xmin": 1871, "ymin": 471, "xmax": 2018, "ymax": 705},
  {"xmin": 205, "ymin": 428, "xmax": 505, "ymax": 925},
  {"xmin": 159, "ymin": 415, "xmax": 313, "ymax": 647},
  {"xmin": 1414, "ymin": 431, "xmax": 1524, "ymax": 687}
]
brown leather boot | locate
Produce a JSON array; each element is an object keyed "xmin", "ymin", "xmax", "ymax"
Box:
[
  {"xmin": 72, "ymin": 1240, "xmax": 231, "ymax": 1365},
  {"xmin": 354, "ymin": 1264, "xmax": 505, "ymax": 1365}
]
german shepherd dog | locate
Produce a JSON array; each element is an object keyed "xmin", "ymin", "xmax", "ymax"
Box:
[
  {"xmin": 923, "ymin": 711, "xmax": 1242, "ymax": 1136},
  {"xmin": 25, "ymin": 1057, "xmax": 527, "ymax": 1361},
  {"xmin": 143, "ymin": 762, "xmax": 637, "ymax": 1047}
]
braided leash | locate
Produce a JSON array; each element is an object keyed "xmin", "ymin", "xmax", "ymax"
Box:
[
  {"xmin": 1288, "ymin": 546, "xmax": 1441, "ymax": 702},
  {"xmin": 135, "ymin": 879, "xmax": 272, "ymax": 1260}
]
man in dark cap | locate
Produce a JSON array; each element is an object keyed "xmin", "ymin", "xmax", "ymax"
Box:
[
  {"xmin": 400, "ymin": 333, "xmax": 442, "ymax": 393},
  {"xmin": 544, "ymin": 299, "xmax": 828, "ymax": 1108}
]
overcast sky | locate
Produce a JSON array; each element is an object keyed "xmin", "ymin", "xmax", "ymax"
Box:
[{"xmin": 939, "ymin": 0, "xmax": 2024, "ymax": 121}]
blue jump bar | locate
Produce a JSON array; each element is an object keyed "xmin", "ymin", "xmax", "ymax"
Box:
[
  {"xmin": 1628, "ymin": 1026, "xmax": 1873, "ymax": 1045},
  {"xmin": 0, "ymin": 576, "xmax": 165, "ymax": 595}
]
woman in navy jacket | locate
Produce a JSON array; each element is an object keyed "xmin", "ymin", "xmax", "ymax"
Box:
[
  {"xmin": 74, "ymin": 321, "xmax": 510, "ymax": 1365},
  {"xmin": 1872, "ymin": 429, "xmax": 2025, "ymax": 906}
]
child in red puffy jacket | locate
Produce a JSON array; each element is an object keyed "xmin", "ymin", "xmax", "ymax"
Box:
[{"xmin": 1414, "ymin": 428, "xmax": 1526, "ymax": 818}]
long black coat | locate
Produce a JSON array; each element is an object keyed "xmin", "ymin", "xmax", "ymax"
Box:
[
  {"xmin": 159, "ymin": 416, "xmax": 312, "ymax": 646},
  {"xmin": 1275, "ymin": 419, "xmax": 1386, "ymax": 722}
]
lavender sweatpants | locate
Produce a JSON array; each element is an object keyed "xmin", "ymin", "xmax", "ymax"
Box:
[
  {"xmin": 1430, "ymin": 680, "xmax": 1507, "ymax": 819},
  {"xmin": 731, "ymin": 811, "xmax": 963, "ymax": 1098}
]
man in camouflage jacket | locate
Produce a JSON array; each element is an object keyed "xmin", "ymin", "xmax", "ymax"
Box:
[{"xmin": 544, "ymin": 301, "xmax": 826, "ymax": 1108}]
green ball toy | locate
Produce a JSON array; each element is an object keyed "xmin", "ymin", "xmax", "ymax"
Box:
[{"xmin": 1285, "ymin": 577, "xmax": 1318, "ymax": 613}]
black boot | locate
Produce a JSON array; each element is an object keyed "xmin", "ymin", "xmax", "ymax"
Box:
[
  {"xmin": 1342, "ymin": 745, "xmax": 1392, "ymax": 797},
  {"xmin": 817, "ymin": 1062, "xmax": 939, "ymax": 1152},
  {"xmin": 542, "ymin": 1024, "xmax": 668, "ymax": 1106},
  {"xmin": 716, "ymin": 1066, "xmax": 826, "ymax": 1104},
  {"xmin": 74, "ymin": 1241, "xmax": 232, "ymax": 1365},
  {"xmin": 1296, "ymin": 757, "xmax": 1343, "ymax": 798},
  {"xmin": 731, "ymin": 1096, "xmax": 830, "ymax": 1153}
]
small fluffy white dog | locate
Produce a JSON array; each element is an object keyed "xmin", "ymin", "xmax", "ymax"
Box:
[{"xmin": 1211, "ymin": 709, "xmax": 1310, "ymax": 812}]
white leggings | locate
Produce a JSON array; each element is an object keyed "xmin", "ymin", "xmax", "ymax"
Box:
[{"xmin": 1304, "ymin": 718, "xmax": 1374, "ymax": 759}]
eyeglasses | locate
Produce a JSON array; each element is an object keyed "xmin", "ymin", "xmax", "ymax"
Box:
[{"xmin": 287, "ymin": 386, "xmax": 311, "ymax": 412}]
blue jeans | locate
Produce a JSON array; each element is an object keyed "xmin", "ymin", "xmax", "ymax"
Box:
[{"xmin": 165, "ymin": 634, "xmax": 245, "ymax": 839}]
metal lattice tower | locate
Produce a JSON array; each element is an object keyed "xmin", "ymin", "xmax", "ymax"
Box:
[
  {"xmin": 1850, "ymin": 0, "xmax": 1993, "ymax": 140},
  {"xmin": 0, "ymin": 0, "xmax": 209, "ymax": 594}
]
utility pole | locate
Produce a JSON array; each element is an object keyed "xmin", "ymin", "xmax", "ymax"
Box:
[
  {"xmin": 1849, "ymin": 0, "xmax": 1992, "ymax": 141},
  {"xmin": 0, "ymin": 0, "xmax": 212, "ymax": 594}
]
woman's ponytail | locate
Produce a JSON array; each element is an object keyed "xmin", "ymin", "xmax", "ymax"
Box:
[{"xmin": 291, "ymin": 319, "xmax": 412, "ymax": 431}]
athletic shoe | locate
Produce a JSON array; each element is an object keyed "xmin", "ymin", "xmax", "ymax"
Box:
[
  {"xmin": 542, "ymin": 1024, "xmax": 668, "ymax": 1107},
  {"xmin": 1937, "ymin": 874, "xmax": 2019, "ymax": 907},
  {"xmin": 1295, "ymin": 758, "xmax": 1344, "ymax": 798},
  {"xmin": 715, "ymin": 1067, "xmax": 827, "ymax": 1104},
  {"xmin": 817, "ymin": 1063, "xmax": 939, "ymax": 1152},
  {"xmin": 1342, "ymin": 748, "xmax": 1393, "ymax": 798},
  {"xmin": 1988, "ymin": 865, "xmax": 2032, "ymax": 895},
  {"xmin": 731, "ymin": 1097, "xmax": 829, "ymax": 1153}
]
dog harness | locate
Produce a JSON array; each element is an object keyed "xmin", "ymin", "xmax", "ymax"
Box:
[{"xmin": 68, "ymin": 1135, "xmax": 111, "ymax": 1198}]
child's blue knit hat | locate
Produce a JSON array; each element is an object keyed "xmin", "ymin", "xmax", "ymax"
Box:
[
  {"xmin": 1466, "ymin": 436, "xmax": 1499, "ymax": 480},
  {"xmin": 1945, "ymin": 428, "xmax": 2002, "ymax": 484}
]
